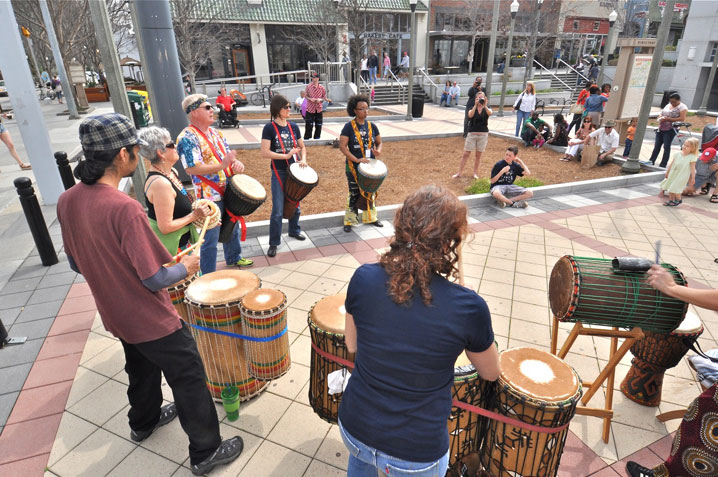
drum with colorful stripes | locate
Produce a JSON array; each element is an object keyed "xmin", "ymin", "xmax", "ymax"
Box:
[
  {"xmin": 184, "ymin": 270, "xmax": 267, "ymax": 401},
  {"xmin": 167, "ymin": 272, "xmax": 197, "ymax": 322},
  {"xmin": 240, "ymin": 288, "xmax": 291, "ymax": 380}
]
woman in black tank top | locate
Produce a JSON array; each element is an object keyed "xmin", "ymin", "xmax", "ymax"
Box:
[{"xmin": 138, "ymin": 127, "xmax": 210, "ymax": 254}]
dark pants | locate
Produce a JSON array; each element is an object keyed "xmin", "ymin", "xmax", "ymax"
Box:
[
  {"xmin": 569, "ymin": 113, "xmax": 583, "ymax": 134},
  {"xmin": 623, "ymin": 138, "xmax": 633, "ymax": 157},
  {"xmin": 219, "ymin": 108, "xmax": 237, "ymax": 125},
  {"xmin": 304, "ymin": 111, "xmax": 323, "ymax": 139},
  {"xmin": 361, "ymin": 70, "xmax": 369, "ymax": 82},
  {"xmin": 121, "ymin": 322, "xmax": 221, "ymax": 465},
  {"xmin": 648, "ymin": 128, "xmax": 677, "ymax": 167}
]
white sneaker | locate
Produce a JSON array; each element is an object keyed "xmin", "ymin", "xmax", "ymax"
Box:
[
  {"xmin": 511, "ymin": 200, "xmax": 528, "ymax": 208},
  {"xmin": 496, "ymin": 200, "xmax": 506, "ymax": 208}
]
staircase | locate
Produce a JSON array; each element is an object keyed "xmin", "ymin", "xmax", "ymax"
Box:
[
  {"xmin": 535, "ymin": 70, "xmax": 584, "ymax": 102},
  {"xmin": 361, "ymin": 83, "xmax": 431, "ymax": 106}
]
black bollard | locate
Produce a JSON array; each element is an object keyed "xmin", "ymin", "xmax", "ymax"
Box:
[
  {"xmin": 55, "ymin": 151, "xmax": 76, "ymax": 190},
  {"xmin": 14, "ymin": 177, "xmax": 58, "ymax": 266},
  {"xmin": 0, "ymin": 318, "xmax": 7, "ymax": 348}
]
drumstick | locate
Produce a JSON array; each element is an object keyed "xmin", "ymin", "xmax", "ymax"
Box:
[
  {"xmin": 654, "ymin": 240, "xmax": 662, "ymax": 265},
  {"xmin": 172, "ymin": 216, "xmax": 211, "ymax": 263}
]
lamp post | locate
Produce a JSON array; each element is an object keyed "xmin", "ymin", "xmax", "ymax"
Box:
[
  {"xmin": 598, "ymin": 10, "xmax": 618, "ymax": 85},
  {"xmin": 406, "ymin": 0, "xmax": 418, "ymax": 120},
  {"xmin": 498, "ymin": 0, "xmax": 519, "ymax": 117},
  {"xmin": 697, "ymin": 47, "xmax": 718, "ymax": 116},
  {"xmin": 523, "ymin": 0, "xmax": 543, "ymax": 87}
]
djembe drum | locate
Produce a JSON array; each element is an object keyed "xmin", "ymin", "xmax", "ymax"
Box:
[
  {"xmin": 191, "ymin": 199, "xmax": 221, "ymax": 229},
  {"xmin": 283, "ymin": 162, "xmax": 318, "ymax": 219},
  {"xmin": 184, "ymin": 270, "xmax": 267, "ymax": 401},
  {"xmin": 549, "ymin": 256, "xmax": 688, "ymax": 333},
  {"xmin": 355, "ymin": 159, "xmax": 387, "ymax": 210},
  {"xmin": 621, "ymin": 310, "xmax": 704, "ymax": 406},
  {"xmin": 448, "ymin": 351, "xmax": 494, "ymax": 473},
  {"xmin": 167, "ymin": 272, "xmax": 198, "ymax": 322},
  {"xmin": 308, "ymin": 293, "xmax": 355, "ymax": 423},
  {"xmin": 481, "ymin": 348, "xmax": 582, "ymax": 477},
  {"xmin": 240, "ymin": 288, "xmax": 291, "ymax": 380},
  {"xmin": 219, "ymin": 174, "xmax": 266, "ymax": 242}
]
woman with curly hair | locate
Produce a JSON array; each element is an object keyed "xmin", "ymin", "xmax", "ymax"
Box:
[{"xmin": 337, "ymin": 185, "xmax": 500, "ymax": 476}]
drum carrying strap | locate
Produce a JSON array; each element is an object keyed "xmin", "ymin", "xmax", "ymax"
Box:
[
  {"xmin": 683, "ymin": 337, "xmax": 718, "ymax": 363},
  {"xmin": 309, "ymin": 342, "xmax": 571, "ymax": 435},
  {"xmin": 190, "ymin": 126, "xmax": 247, "ymax": 241},
  {"xmin": 347, "ymin": 119, "xmax": 377, "ymax": 208},
  {"xmin": 270, "ymin": 121, "xmax": 301, "ymax": 212}
]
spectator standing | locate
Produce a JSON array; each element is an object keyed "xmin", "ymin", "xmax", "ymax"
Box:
[
  {"xmin": 383, "ymin": 52, "xmax": 391, "ymax": 80},
  {"xmin": 448, "ymin": 81, "xmax": 460, "ymax": 106},
  {"xmin": 573, "ymin": 59, "xmax": 585, "ymax": 86},
  {"xmin": 177, "ymin": 94, "xmax": 253, "ymax": 274},
  {"xmin": 304, "ymin": 72, "xmax": 327, "ymax": 140},
  {"xmin": 588, "ymin": 119, "xmax": 620, "ymax": 166},
  {"xmin": 623, "ymin": 117, "xmax": 636, "ymax": 157},
  {"xmin": 0, "ymin": 114, "xmax": 31, "ymax": 170},
  {"xmin": 520, "ymin": 111, "xmax": 551, "ymax": 147},
  {"xmin": 546, "ymin": 113, "xmax": 569, "ymax": 147},
  {"xmin": 600, "ymin": 83, "xmax": 611, "ymax": 98},
  {"xmin": 588, "ymin": 61, "xmax": 599, "ymax": 83},
  {"xmin": 464, "ymin": 77, "xmax": 485, "ymax": 137},
  {"xmin": 400, "ymin": 51, "xmax": 410, "ymax": 79},
  {"xmin": 658, "ymin": 137, "xmax": 699, "ymax": 206},
  {"xmin": 647, "ymin": 92, "xmax": 687, "ymax": 168},
  {"xmin": 583, "ymin": 85, "xmax": 608, "ymax": 127},
  {"xmin": 491, "ymin": 146, "xmax": 533, "ymax": 208},
  {"xmin": 513, "ymin": 81, "xmax": 536, "ymax": 137},
  {"xmin": 439, "ymin": 81, "xmax": 451, "ymax": 107},
  {"xmin": 569, "ymin": 83, "xmax": 592, "ymax": 134},
  {"xmin": 367, "ymin": 50, "xmax": 379, "ymax": 85},
  {"xmin": 453, "ymin": 91, "xmax": 491, "ymax": 179},
  {"xmin": 360, "ymin": 54, "xmax": 369, "ymax": 83},
  {"xmin": 57, "ymin": 113, "xmax": 243, "ymax": 476}
]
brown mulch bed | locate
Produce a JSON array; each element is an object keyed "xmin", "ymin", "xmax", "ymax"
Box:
[
  {"xmin": 233, "ymin": 136, "xmax": 622, "ymax": 221},
  {"xmin": 236, "ymin": 109, "xmax": 392, "ymax": 121},
  {"xmin": 649, "ymin": 113, "xmax": 715, "ymax": 133}
]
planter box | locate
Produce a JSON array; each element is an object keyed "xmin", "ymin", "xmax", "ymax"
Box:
[{"xmin": 84, "ymin": 87, "xmax": 109, "ymax": 103}]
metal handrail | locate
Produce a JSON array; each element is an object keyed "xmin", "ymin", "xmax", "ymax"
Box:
[
  {"xmin": 417, "ymin": 67, "xmax": 437, "ymax": 104},
  {"xmin": 557, "ymin": 58, "xmax": 591, "ymax": 85},
  {"xmin": 196, "ymin": 69, "xmax": 310, "ymax": 95},
  {"xmin": 533, "ymin": 59, "xmax": 573, "ymax": 91}
]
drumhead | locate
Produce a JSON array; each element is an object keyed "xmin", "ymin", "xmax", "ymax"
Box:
[
  {"xmin": 455, "ymin": 351, "xmax": 476, "ymax": 377},
  {"xmin": 310, "ymin": 293, "xmax": 347, "ymax": 334},
  {"xmin": 672, "ymin": 310, "xmax": 703, "ymax": 335},
  {"xmin": 357, "ymin": 159, "xmax": 387, "ymax": 178},
  {"xmin": 289, "ymin": 162, "xmax": 318, "ymax": 185},
  {"xmin": 549, "ymin": 256, "xmax": 575, "ymax": 320},
  {"xmin": 241, "ymin": 288, "xmax": 286, "ymax": 312},
  {"xmin": 499, "ymin": 348, "xmax": 579, "ymax": 403},
  {"xmin": 230, "ymin": 174, "xmax": 267, "ymax": 201},
  {"xmin": 185, "ymin": 270, "xmax": 260, "ymax": 305},
  {"xmin": 168, "ymin": 272, "xmax": 198, "ymax": 291}
]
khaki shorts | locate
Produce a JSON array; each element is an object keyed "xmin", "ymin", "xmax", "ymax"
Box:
[{"xmin": 464, "ymin": 133, "xmax": 488, "ymax": 152}]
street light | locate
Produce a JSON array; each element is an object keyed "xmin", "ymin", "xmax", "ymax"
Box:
[
  {"xmin": 406, "ymin": 0, "xmax": 418, "ymax": 120},
  {"xmin": 498, "ymin": 0, "xmax": 519, "ymax": 117},
  {"xmin": 599, "ymin": 9, "xmax": 618, "ymax": 85}
]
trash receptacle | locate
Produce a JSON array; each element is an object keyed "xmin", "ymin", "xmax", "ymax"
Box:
[
  {"xmin": 127, "ymin": 90, "xmax": 150, "ymax": 128},
  {"xmin": 411, "ymin": 95, "xmax": 424, "ymax": 118},
  {"xmin": 660, "ymin": 90, "xmax": 678, "ymax": 109}
]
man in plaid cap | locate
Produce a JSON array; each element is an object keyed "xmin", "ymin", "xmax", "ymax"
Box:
[{"xmin": 57, "ymin": 113, "xmax": 243, "ymax": 476}]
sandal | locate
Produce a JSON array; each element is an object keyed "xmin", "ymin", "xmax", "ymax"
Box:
[
  {"xmin": 663, "ymin": 200, "xmax": 675, "ymax": 206},
  {"xmin": 560, "ymin": 157, "xmax": 570, "ymax": 162},
  {"xmin": 20, "ymin": 163, "xmax": 32, "ymax": 170},
  {"xmin": 700, "ymin": 184, "xmax": 710, "ymax": 195},
  {"xmin": 710, "ymin": 194, "xmax": 718, "ymax": 204}
]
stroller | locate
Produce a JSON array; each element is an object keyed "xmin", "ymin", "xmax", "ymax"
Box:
[{"xmin": 701, "ymin": 123, "xmax": 718, "ymax": 151}]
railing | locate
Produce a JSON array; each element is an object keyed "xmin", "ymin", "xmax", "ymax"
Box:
[
  {"xmin": 417, "ymin": 67, "xmax": 437, "ymax": 104},
  {"xmin": 533, "ymin": 59, "xmax": 573, "ymax": 92},
  {"xmin": 307, "ymin": 61, "xmax": 352, "ymax": 83},
  {"xmin": 196, "ymin": 69, "xmax": 310, "ymax": 95},
  {"xmin": 557, "ymin": 58, "xmax": 591, "ymax": 86}
]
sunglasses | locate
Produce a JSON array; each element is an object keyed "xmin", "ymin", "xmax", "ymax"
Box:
[
  {"xmin": 165, "ymin": 142, "xmax": 176, "ymax": 149},
  {"xmin": 202, "ymin": 105, "xmax": 213, "ymax": 111},
  {"xmin": 282, "ymin": 105, "xmax": 291, "ymax": 110},
  {"xmin": 584, "ymin": 119, "xmax": 592, "ymax": 123}
]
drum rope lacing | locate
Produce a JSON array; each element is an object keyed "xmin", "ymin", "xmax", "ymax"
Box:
[
  {"xmin": 186, "ymin": 321, "xmax": 287, "ymax": 343},
  {"xmin": 309, "ymin": 341, "xmax": 570, "ymax": 435}
]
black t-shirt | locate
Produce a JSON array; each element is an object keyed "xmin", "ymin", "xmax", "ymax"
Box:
[
  {"xmin": 261, "ymin": 121, "xmax": 301, "ymax": 171},
  {"xmin": 368, "ymin": 55, "xmax": 379, "ymax": 68},
  {"xmin": 467, "ymin": 108, "xmax": 489, "ymax": 133},
  {"xmin": 490, "ymin": 159, "xmax": 524, "ymax": 188},
  {"xmin": 340, "ymin": 120, "xmax": 380, "ymax": 163}
]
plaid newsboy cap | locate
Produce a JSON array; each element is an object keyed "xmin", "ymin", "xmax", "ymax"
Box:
[{"xmin": 79, "ymin": 113, "xmax": 147, "ymax": 152}]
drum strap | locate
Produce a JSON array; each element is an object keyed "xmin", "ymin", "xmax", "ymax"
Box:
[
  {"xmin": 270, "ymin": 121, "xmax": 300, "ymax": 211},
  {"xmin": 189, "ymin": 125, "xmax": 234, "ymax": 199},
  {"xmin": 683, "ymin": 337, "xmax": 718, "ymax": 363},
  {"xmin": 348, "ymin": 120, "xmax": 376, "ymax": 208},
  {"xmin": 310, "ymin": 341, "xmax": 571, "ymax": 435},
  {"xmin": 186, "ymin": 320, "xmax": 287, "ymax": 342}
]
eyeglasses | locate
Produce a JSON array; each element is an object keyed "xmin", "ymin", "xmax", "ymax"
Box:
[
  {"xmin": 202, "ymin": 105, "xmax": 212, "ymax": 111},
  {"xmin": 583, "ymin": 119, "xmax": 592, "ymax": 123},
  {"xmin": 282, "ymin": 105, "xmax": 291, "ymax": 110},
  {"xmin": 165, "ymin": 142, "xmax": 176, "ymax": 149}
]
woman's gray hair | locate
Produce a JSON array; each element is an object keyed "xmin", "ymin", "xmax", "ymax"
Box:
[{"xmin": 137, "ymin": 126, "xmax": 172, "ymax": 164}]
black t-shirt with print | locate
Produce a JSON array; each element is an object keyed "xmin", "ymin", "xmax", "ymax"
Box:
[
  {"xmin": 340, "ymin": 121, "xmax": 381, "ymax": 164},
  {"xmin": 261, "ymin": 121, "xmax": 301, "ymax": 171},
  {"xmin": 490, "ymin": 159, "xmax": 524, "ymax": 188}
]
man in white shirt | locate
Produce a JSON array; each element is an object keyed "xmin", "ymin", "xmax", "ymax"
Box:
[
  {"xmin": 448, "ymin": 82, "xmax": 460, "ymax": 106},
  {"xmin": 588, "ymin": 119, "xmax": 620, "ymax": 166},
  {"xmin": 400, "ymin": 52, "xmax": 410, "ymax": 78},
  {"xmin": 294, "ymin": 90, "xmax": 305, "ymax": 114}
]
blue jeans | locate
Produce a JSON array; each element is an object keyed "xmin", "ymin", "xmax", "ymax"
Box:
[
  {"xmin": 338, "ymin": 420, "xmax": 449, "ymax": 477},
  {"xmin": 200, "ymin": 200, "xmax": 242, "ymax": 274},
  {"xmin": 623, "ymin": 138, "xmax": 633, "ymax": 157},
  {"xmin": 439, "ymin": 93, "xmax": 448, "ymax": 106},
  {"xmin": 648, "ymin": 128, "xmax": 677, "ymax": 168},
  {"xmin": 515, "ymin": 109, "xmax": 530, "ymax": 136},
  {"xmin": 270, "ymin": 170, "xmax": 301, "ymax": 246},
  {"xmin": 369, "ymin": 67, "xmax": 377, "ymax": 84}
]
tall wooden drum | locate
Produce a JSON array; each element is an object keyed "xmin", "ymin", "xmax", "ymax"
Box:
[
  {"xmin": 184, "ymin": 270, "xmax": 267, "ymax": 401},
  {"xmin": 167, "ymin": 272, "xmax": 197, "ymax": 322},
  {"xmin": 481, "ymin": 348, "xmax": 582, "ymax": 477},
  {"xmin": 240, "ymin": 288, "xmax": 291, "ymax": 380},
  {"xmin": 308, "ymin": 293, "xmax": 355, "ymax": 423}
]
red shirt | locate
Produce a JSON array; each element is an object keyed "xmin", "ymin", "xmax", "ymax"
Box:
[
  {"xmin": 216, "ymin": 95, "xmax": 235, "ymax": 112},
  {"xmin": 305, "ymin": 83, "xmax": 327, "ymax": 114},
  {"xmin": 57, "ymin": 183, "xmax": 182, "ymax": 344},
  {"xmin": 577, "ymin": 89, "xmax": 590, "ymax": 106}
]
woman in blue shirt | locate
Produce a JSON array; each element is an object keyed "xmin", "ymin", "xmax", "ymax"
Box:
[
  {"xmin": 584, "ymin": 85, "xmax": 607, "ymax": 127},
  {"xmin": 338, "ymin": 185, "xmax": 500, "ymax": 477}
]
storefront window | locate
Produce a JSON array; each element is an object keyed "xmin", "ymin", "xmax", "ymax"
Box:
[
  {"xmin": 265, "ymin": 25, "xmax": 319, "ymax": 72},
  {"xmin": 451, "ymin": 40, "xmax": 469, "ymax": 67}
]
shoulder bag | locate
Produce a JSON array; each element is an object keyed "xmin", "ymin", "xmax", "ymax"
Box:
[{"xmin": 513, "ymin": 92, "xmax": 524, "ymax": 111}]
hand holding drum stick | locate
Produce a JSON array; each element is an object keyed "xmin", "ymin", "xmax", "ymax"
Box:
[{"xmin": 170, "ymin": 216, "xmax": 211, "ymax": 264}]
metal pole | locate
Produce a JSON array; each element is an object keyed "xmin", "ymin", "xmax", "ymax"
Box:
[
  {"xmin": 14, "ymin": 177, "xmax": 58, "ymax": 266},
  {"xmin": 406, "ymin": 6, "xmax": 417, "ymax": 120},
  {"xmin": 598, "ymin": 21, "xmax": 616, "ymax": 85},
  {"xmin": 128, "ymin": 1, "xmax": 161, "ymax": 121},
  {"xmin": 484, "ymin": 0, "xmax": 500, "ymax": 98},
  {"xmin": 38, "ymin": 0, "xmax": 79, "ymax": 119},
  {"xmin": 424, "ymin": 0, "xmax": 431, "ymax": 71},
  {"xmin": 697, "ymin": 49, "xmax": 718, "ymax": 116},
  {"xmin": 498, "ymin": 16, "xmax": 517, "ymax": 117},
  {"xmin": 621, "ymin": 0, "xmax": 675, "ymax": 174}
]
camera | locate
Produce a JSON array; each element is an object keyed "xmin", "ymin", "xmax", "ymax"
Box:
[{"xmin": 479, "ymin": 98, "xmax": 485, "ymax": 105}]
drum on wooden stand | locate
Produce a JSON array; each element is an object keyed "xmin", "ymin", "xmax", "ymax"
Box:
[
  {"xmin": 621, "ymin": 310, "xmax": 704, "ymax": 406},
  {"xmin": 480, "ymin": 348, "xmax": 582, "ymax": 477},
  {"xmin": 219, "ymin": 174, "xmax": 267, "ymax": 243},
  {"xmin": 283, "ymin": 162, "xmax": 318, "ymax": 219},
  {"xmin": 167, "ymin": 272, "xmax": 198, "ymax": 323},
  {"xmin": 448, "ymin": 351, "xmax": 494, "ymax": 474},
  {"xmin": 355, "ymin": 159, "xmax": 387, "ymax": 210},
  {"xmin": 308, "ymin": 293, "xmax": 355, "ymax": 423},
  {"xmin": 549, "ymin": 256, "xmax": 688, "ymax": 332},
  {"xmin": 184, "ymin": 270, "xmax": 267, "ymax": 401},
  {"xmin": 240, "ymin": 288, "xmax": 291, "ymax": 380}
]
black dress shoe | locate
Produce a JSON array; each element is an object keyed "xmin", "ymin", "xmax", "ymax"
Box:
[
  {"xmin": 343, "ymin": 225, "xmax": 352, "ymax": 233},
  {"xmin": 370, "ymin": 220, "xmax": 383, "ymax": 227},
  {"xmin": 288, "ymin": 233, "xmax": 306, "ymax": 241},
  {"xmin": 267, "ymin": 245, "xmax": 277, "ymax": 257}
]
